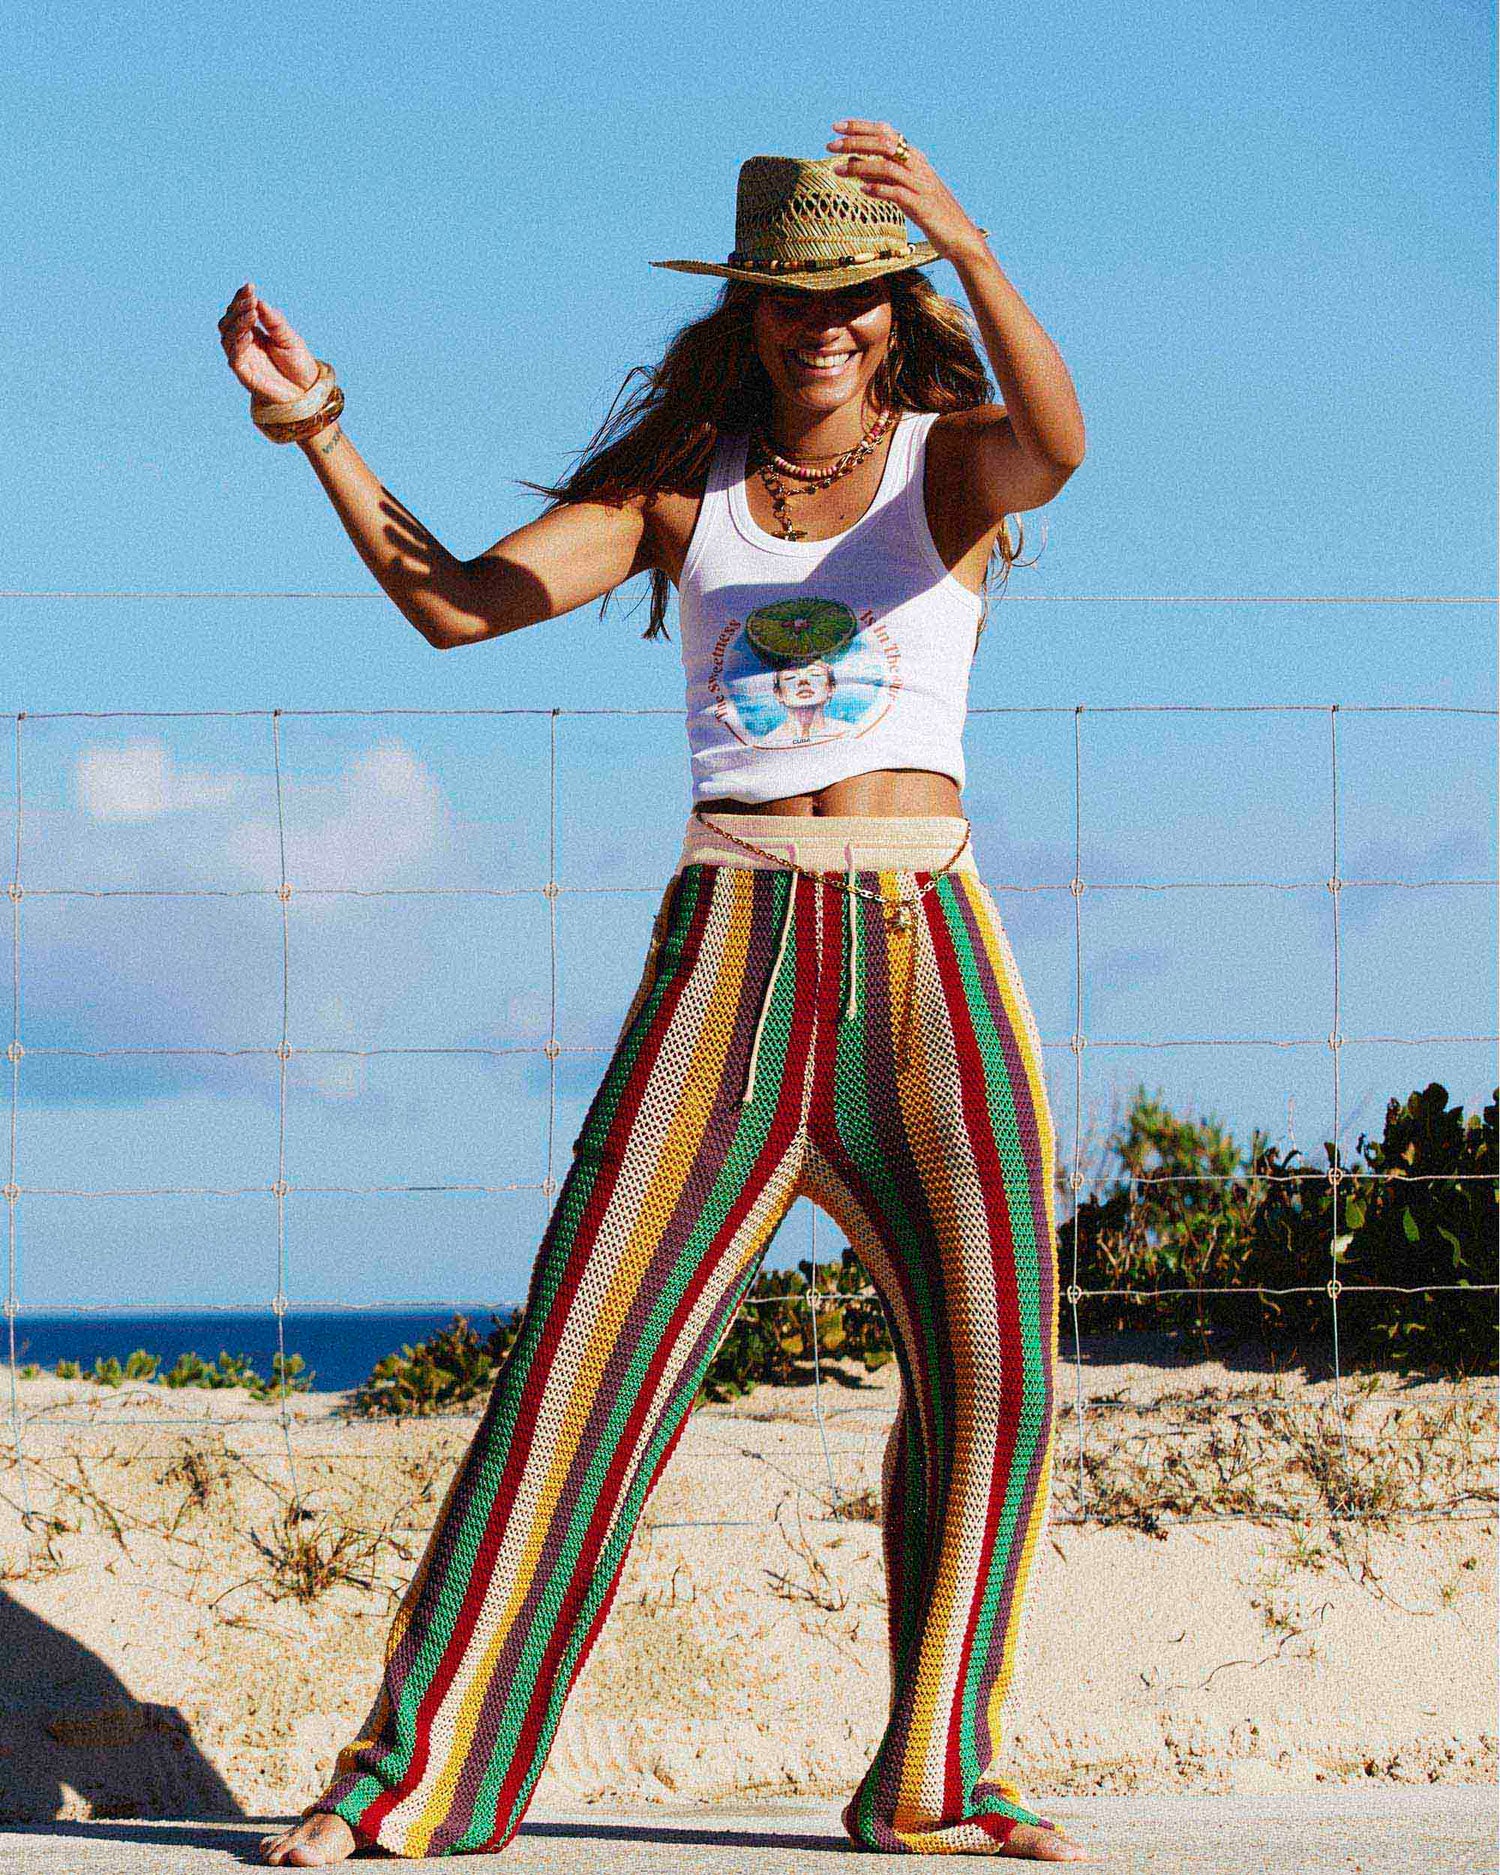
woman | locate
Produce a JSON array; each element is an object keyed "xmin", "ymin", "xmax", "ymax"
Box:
[{"xmin": 229, "ymin": 125, "xmax": 1090, "ymax": 1865}]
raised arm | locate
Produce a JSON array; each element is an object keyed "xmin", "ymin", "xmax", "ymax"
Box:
[
  {"xmin": 828, "ymin": 121, "xmax": 1087, "ymax": 520},
  {"xmin": 219, "ymin": 282, "xmax": 652, "ymax": 651}
]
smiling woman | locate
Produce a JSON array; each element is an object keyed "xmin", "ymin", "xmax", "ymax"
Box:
[
  {"xmin": 224, "ymin": 125, "xmax": 1091, "ymax": 1868},
  {"xmin": 757, "ymin": 274, "xmax": 893, "ymax": 387},
  {"xmin": 510, "ymin": 254, "xmax": 1046, "ymax": 661}
]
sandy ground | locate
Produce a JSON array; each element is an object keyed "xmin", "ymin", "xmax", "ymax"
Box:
[{"xmin": 0, "ymin": 1331, "xmax": 1493, "ymax": 1828}]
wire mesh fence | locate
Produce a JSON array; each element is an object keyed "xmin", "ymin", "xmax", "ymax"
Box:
[{"xmin": 2, "ymin": 660, "xmax": 1496, "ymax": 1537}]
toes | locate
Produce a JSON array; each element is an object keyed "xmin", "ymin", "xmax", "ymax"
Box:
[
  {"xmin": 999, "ymin": 1821, "xmax": 1093, "ymax": 1861},
  {"xmin": 255, "ymin": 1827, "xmax": 308, "ymax": 1866},
  {"xmin": 254, "ymin": 1813, "xmax": 360, "ymax": 1867},
  {"xmin": 1041, "ymin": 1830, "xmax": 1093, "ymax": 1862}
]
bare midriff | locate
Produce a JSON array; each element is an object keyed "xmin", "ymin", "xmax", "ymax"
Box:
[{"xmin": 695, "ymin": 769, "xmax": 963, "ymax": 819}]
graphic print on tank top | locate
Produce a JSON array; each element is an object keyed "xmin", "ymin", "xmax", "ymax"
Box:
[
  {"xmin": 705, "ymin": 594, "xmax": 903, "ymax": 750},
  {"xmin": 677, "ymin": 411, "xmax": 985, "ymax": 804}
]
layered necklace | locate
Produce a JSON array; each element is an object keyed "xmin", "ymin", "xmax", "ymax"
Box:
[{"xmin": 749, "ymin": 405, "xmax": 897, "ymax": 541}]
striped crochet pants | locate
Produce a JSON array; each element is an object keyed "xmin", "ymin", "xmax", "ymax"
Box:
[{"xmin": 303, "ymin": 813, "xmax": 1061, "ymax": 1856}]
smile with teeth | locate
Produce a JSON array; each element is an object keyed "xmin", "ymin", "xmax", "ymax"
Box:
[{"xmin": 791, "ymin": 348, "xmax": 858, "ymax": 373}]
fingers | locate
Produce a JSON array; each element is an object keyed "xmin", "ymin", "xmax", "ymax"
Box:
[
  {"xmin": 218, "ymin": 311, "xmax": 255, "ymax": 359},
  {"xmin": 833, "ymin": 154, "xmax": 920, "ymax": 200},
  {"xmin": 828, "ymin": 118, "xmax": 914, "ymax": 163},
  {"xmin": 835, "ymin": 153, "xmax": 913, "ymax": 181},
  {"xmin": 831, "ymin": 138, "xmax": 910, "ymax": 162},
  {"xmin": 217, "ymin": 281, "xmax": 260, "ymax": 350},
  {"xmin": 217, "ymin": 281, "xmax": 301, "ymax": 371}
]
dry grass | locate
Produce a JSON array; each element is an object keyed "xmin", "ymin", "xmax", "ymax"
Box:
[
  {"xmin": 0, "ymin": 1358, "xmax": 1492, "ymax": 1816},
  {"xmin": 1068, "ymin": 1371, "xmax": 1496, "ymax": 1534},
  {"xmin": 764, "ymin": 1495, "xmax": 850, "ymax": 1612},
  {"xmin": 0, "ymin": 1363, "xmax": 1491, "ymax": 1620},
  {"xmin": 0, "ymin": 1411, "xmax": 448, "ymax": 1629}
]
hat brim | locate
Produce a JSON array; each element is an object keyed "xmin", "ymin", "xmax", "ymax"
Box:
[{"xmin": 649, "ymin": 243, "xmax": 943, "ymax": 291}]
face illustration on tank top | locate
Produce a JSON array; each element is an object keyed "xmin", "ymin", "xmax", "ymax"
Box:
[{"xmin": 705, "ymin": 595, "xmax": 904, "ymax": 751}]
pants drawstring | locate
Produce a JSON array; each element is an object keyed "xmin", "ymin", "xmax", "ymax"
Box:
[
  {"xmin": 843, "ymin": 841, "xmax": 859, "ymax": 1025},
  {"xmin": 736, "ymin": 843, "xmax": 913, "ymax": 1104},
  {"xmin": 896, "ymin": 881, "xmax": 921, "ymax": 1074},
  {"xmin": 738, "ymin": 843, "xmax": 798, "ymax": 1109}
]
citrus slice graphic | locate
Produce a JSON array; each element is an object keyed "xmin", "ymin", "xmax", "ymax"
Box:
[{"xmin": 744, "ymin": 597, "xmax": 857, "ymax": 666}]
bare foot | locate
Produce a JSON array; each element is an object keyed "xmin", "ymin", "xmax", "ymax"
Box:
[
  {"xmin": 1002, "ymin": 1821, "xmax": 1095, "ymax": 1860},
  {"xmin": 258, "ymin": 1812, "xmax": 360, "ymax": 1865}
]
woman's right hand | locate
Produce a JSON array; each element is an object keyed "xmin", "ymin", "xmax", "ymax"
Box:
[{"xmin": 218, "ymin": 281, "xmax": 321, "ymax": 405}]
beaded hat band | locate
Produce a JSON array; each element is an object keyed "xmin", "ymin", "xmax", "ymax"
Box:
[{"xmin": 652, "ymin": 154, "xmax": 985, "ymax": 294}]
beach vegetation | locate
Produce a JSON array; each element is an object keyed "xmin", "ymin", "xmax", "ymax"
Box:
[
  {"xmin": 345, "ymin": 1310, "xmax": 523, "ymax": 1417},
  {"xmin": 1066, "ymin": 1080, "xmax": 1496, "ymax": 1376},
  {"xmin": 13, "ymin": 1084, "xmax": 1490, "ymax": 1417}
]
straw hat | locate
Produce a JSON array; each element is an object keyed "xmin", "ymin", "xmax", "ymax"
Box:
[{"xmin": 652, "ymin": 154, "xmax": 958, "ymax": 293}]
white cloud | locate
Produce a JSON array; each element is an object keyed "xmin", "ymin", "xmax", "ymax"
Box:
[
  {"xmin": 69, "ymin": 735, "xmax": 445, "ymax": 890},
  {"xmin": 74, "ymin": 738, "xmax": 239, "ymax": 820},
  {"xmin": 223, "ymin": 739, "xmax": 446, "ymax": 890}
]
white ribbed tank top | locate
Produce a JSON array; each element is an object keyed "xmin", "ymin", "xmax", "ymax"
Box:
[{"xmin": 676, "ymin": 409, "xmax": 985, "ymax": 806}]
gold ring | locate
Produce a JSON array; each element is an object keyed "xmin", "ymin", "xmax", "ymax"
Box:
[{"xmin": 892, "ymin": 132, "xmax": 910, "ymax": 165}]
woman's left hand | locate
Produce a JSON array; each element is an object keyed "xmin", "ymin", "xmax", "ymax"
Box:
[{"xmin": 827, "ymin": 120, "xmax": 987, "ymax": 263}]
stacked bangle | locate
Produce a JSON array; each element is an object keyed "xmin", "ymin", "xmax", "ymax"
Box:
[{"xmin": 251, "ymin": 359, "xmax": 345, "ymax": 444}]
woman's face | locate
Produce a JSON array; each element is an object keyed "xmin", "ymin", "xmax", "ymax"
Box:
[
  {"xmin": 752, "ymin": 278, "xmax": 894, "ymax": 420},
  {"xmin": 773, "ymin": 661, "xmax": 834, "ymax": 708}
]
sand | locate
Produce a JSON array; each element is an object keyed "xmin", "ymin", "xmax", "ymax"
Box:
[{"xmin": 0, "ymin": 1331, "xmax": 1493, "ymax": 1827}]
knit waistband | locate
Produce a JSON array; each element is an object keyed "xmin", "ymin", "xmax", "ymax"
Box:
[{"xmin": 675, "ymin": 810, "xmax": 980, "ymax": 877}]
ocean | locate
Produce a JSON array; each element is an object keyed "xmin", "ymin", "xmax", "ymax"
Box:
[{"xmin": 0, "ymin": 1306, "xmax": 524, "ymax": 1396}]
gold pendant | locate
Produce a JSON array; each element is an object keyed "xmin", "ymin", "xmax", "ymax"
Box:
[{"xmin": 888, "ymin": 901, "xmax": 916, "ymax": 932}]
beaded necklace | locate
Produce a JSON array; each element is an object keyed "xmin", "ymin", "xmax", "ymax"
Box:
[{"xmin": 748, "ymin": 406, "xmax": 897, "ymax": 541}]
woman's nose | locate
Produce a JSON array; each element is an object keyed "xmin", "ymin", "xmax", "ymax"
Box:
[{"xmin": 791, "ymin": 314, "xmax": 848, "ymax": 341}]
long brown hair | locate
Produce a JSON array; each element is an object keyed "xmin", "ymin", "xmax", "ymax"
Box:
[{"xmin": 518, "ymin": 268, "xmax": 1038, "ymax": 643}]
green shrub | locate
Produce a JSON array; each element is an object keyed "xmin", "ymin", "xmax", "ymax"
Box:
[
  {"xmin": 1324, "ymin": 1081, "xmax": 1496, "ymax": 1373},
  {"xmin": 1063, "ymin": 1087, "xmax": 1272, "ymax": 1337},
  {"xmin": 84, "ymin": 1347, "xmax": 163, "ymax": 1387},
  {"xmin": 162, "ymin": 1349, "xmax": 250, "ymax": 1389},
  {"xmin": 1067, "ymin": 1080, "xmax": 1497, "ymax": 1375},
  {"xmin": 161, "ymin": 1350, "xmax": 213, "ymax": 1388},
  {"xmin": 247, "ymin": 1351, "xmax": 314, "ymax": 1402},
  {"xmin": 697, "ymin": 1248, "xmax": 893, "ymax": 1406},
  {"xmin": 347, "ymin": 1311, "xmax": 523, "ymax": 1418},
  {"xmin": 158, "ymin": 1347, "xmax": 314, "ymax": 1397}
]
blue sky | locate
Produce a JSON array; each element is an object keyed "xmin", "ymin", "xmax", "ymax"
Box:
[{"xmin": 3, "ymin": 0, "xmax": 1494, "ymax": 1310}]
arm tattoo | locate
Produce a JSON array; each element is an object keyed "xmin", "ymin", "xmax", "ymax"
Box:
[{"xmin": 315, "ymin": 425, "xmax": 343, "ymax": 456}]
